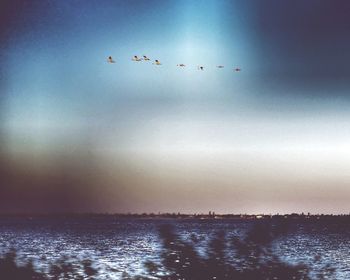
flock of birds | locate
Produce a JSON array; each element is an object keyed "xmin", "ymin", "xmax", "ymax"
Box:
[{"xmin": 107, "ymin": 55, "xmax": 241, "ymax": 72}]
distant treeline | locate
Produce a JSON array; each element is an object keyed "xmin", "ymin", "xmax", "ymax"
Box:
[{"xmin": 0, "ymin": 212, "xmax": 350, "ymax": 220}]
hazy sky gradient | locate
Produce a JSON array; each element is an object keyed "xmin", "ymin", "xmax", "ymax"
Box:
[{"xmin": 1, "ymin": 0, "xmax": 350, "ymax": 214}]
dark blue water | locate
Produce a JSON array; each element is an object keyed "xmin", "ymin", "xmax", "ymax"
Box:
[{"xmin": 0, "ymin": 217, "xmax": 349, "ymax": 279}]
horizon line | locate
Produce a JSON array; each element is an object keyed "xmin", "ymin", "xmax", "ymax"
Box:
[{"xmin": 1, "ymin": 212, "xmax": 350, "ymax": 216}]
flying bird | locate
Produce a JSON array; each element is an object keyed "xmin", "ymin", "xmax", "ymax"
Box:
[
  {"xmin": 153, "ymin": 59, "xmax": 162, "ymax": 65},
  {"xmin": 216, "ymin": 65, "xmax": 224, "ymax": 68},
  {"xmin": 198, "ymin": 66, "xmax": 204, "ymax": 71},
  {"xmin": 132, "ymin": 55, "xmax": 142, "ymax": 61},
  {"xmin": 107, "ymin": 56, "xmax": 116, "ymax": 63},
  {"xmin": 177, "ymin": 64, "xmax": 186, "ymax": 67},
  {"xmin": 143, "ymin": 55, "xmax": 150, "ymax": 61}
]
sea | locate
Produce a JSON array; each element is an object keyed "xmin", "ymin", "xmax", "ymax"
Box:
[{"xmin": 0, "ymin": 216, "xmax": 349, "ymax": 279}]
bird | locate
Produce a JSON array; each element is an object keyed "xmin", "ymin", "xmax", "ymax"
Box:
[
  {"xmin": 216, "ymin": 65, "xmax": 224, "ymax": 68},
  {"xmin": 153, "ymin": 59, "xmax": 162, "ymax": 65},
  {"xmin": 132, "ymin": 55, "xmax": 142, "ymax": 61},
  {"xmin": 234, "ymin": 68, "xmax": 241, "ymax": 72},
  {"xmin": 107, "ymin": 56, "xmax": 116, "ymax": 63},
  {"xmin": 143, "ymin": 55, "xmax": 150, "ymax": 61},
  {"xmin": 177, "ymin": 64, "xmax": 186, "ymax": 67},
  {"xmin": 198, "ymin": 66, "xmax": 204, "ymax": 71}
]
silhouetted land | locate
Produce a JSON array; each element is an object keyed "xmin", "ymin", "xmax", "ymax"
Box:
[
  {"xmin": 0, "ymin": 218, "xmax": 338, "ymax": 280},
  {"xmin": 1, "ymin": 212, "xmax": 349, "ymax": 220}
]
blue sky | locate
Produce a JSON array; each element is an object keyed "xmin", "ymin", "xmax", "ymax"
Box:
[{"xmin": 1, "ymin": 0, "xmax": 350, "ymax": 213}]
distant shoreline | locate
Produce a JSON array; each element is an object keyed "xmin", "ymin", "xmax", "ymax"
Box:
[{"xmin": 0, "ymin": 212, "xmax": 349, "ymax": 220}]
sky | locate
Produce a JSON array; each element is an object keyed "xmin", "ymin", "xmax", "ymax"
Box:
[{"xmin": 1, "ymin": 0, "xmax": 350, "ymax": 214}]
